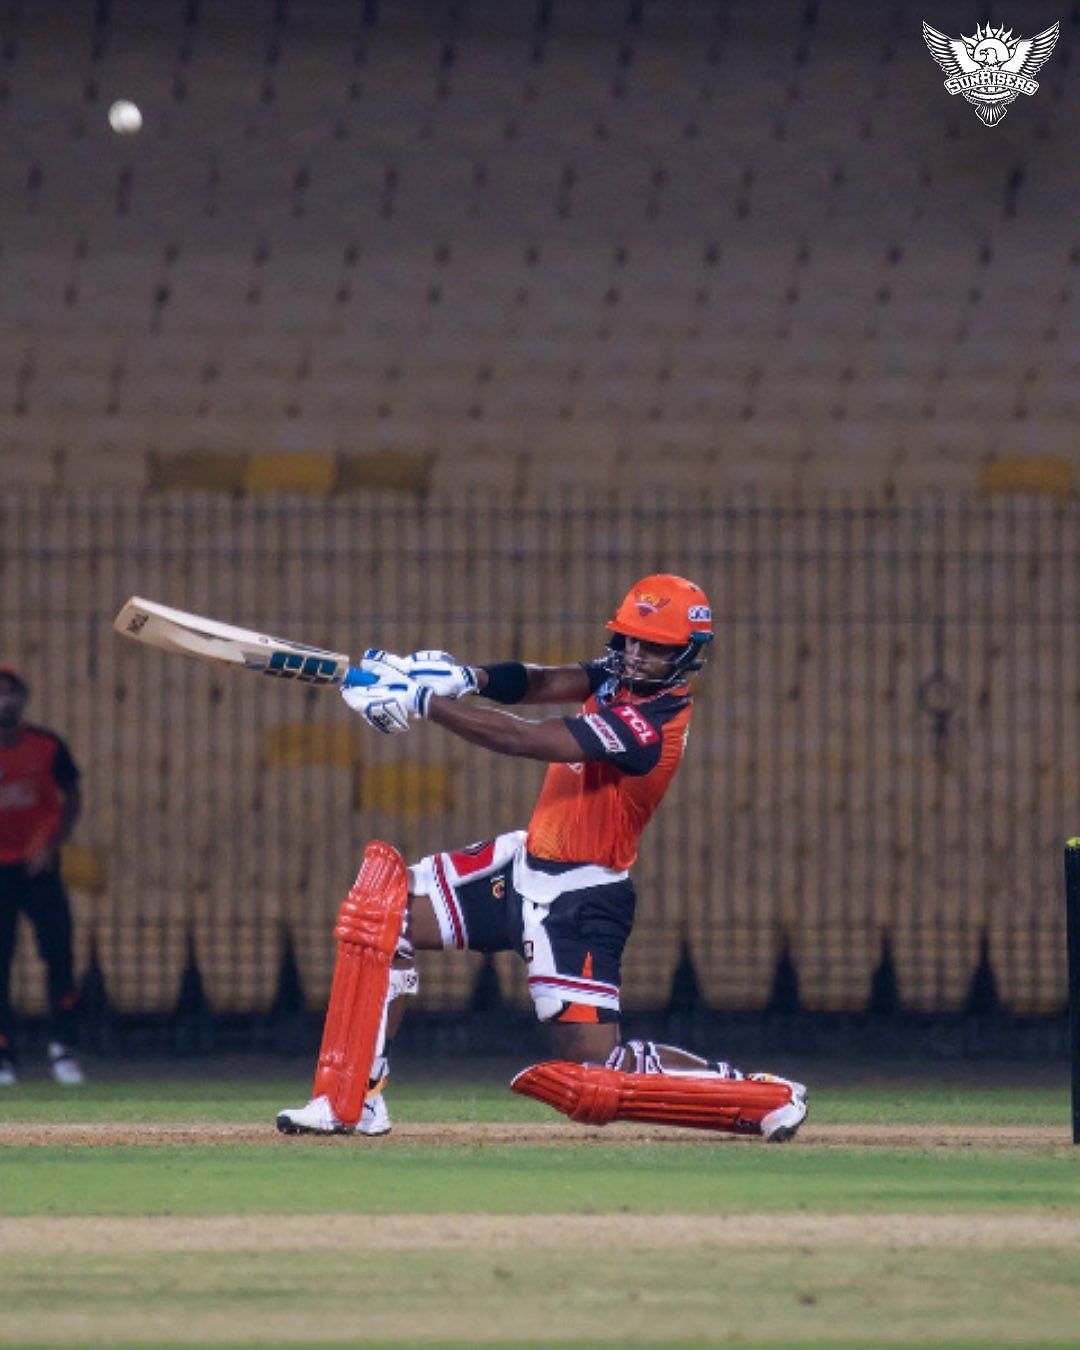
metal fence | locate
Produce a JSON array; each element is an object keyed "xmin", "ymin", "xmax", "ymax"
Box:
[{"xmin": 1, "ymin": 489, "xmax": 1075, "ymax": 1022}]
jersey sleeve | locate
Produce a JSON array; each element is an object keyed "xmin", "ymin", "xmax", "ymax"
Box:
[
  {"xmin": 563, "ymin": 704, "xmax": 665, "ymax": 777},
  {"xmin": 50, "ymin": 737, "xmax": 80, "ymax": 789},
  {"xmin": 579, "ymin": 661, "xmax": 609, "ymax": 697}
]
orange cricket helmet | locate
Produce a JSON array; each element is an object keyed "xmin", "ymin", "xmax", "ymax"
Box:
[
  {"xmin": 606, "ymin": 574, "xmax": 713, "ymax": 646},
  {"xmin": 602, "ymin": 574, "xmax": 713, "ymax": 692}
]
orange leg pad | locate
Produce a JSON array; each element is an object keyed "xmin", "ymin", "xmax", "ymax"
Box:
[
  {"xmin": 312, "ymin": 841, "xmax": 408, "ymax": 1128},
  {"xmin": 511, "ymin": 1061, "xmax": 792, "ymax": 1135}
]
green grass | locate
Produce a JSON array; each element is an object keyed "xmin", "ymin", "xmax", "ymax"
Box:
[
  {"xmin": 1, "ymin": 1071, "xmax": 1078, "ymax": 1347},
  {"xmin": 1, "ymin": 1142, "xmax": 1078, "ymax": 1218},
  {"xmin": 13, "ymin": 1345, "xmax": 1080, "ymax": 1350},
  {"xmin": 3, "ymin": 1248, "xmax": 1080, "ymax": 1347},
  {"xmin": 13, "ymin": 1344, "xmax": 1080, "ymax": 1350},
  {"xmin": 0, "ymin": 1076, "xmax": 550, "ymax": 1124},
  {"xmin": 0, "ymin": 1074, "xmax": 1071, "ymax": 1127}
]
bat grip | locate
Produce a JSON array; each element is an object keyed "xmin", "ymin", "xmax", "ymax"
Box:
[{"xmin": 343, "ymin": 666, "xmax": 378, "ymax": 689}]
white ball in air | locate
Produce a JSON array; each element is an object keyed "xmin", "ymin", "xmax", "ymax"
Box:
[{"xmin": 108, "ymin": 100, "xmax": 143, "ymax": 135}]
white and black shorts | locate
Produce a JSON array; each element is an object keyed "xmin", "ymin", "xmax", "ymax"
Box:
[{"xmin": 408, "ymin": 831, "xmax": 636, "ymax": 1025}]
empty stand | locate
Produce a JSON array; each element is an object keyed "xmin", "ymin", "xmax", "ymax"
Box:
[
  {"xmin": 0, "ymin": 1, "xmax": 1077, "ymax": 490},
  {"xmin": 2, "ymin": 2, "xmax": 1079, "ymax": 1027}
]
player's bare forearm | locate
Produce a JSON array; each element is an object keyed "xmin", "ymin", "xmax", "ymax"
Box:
[
  {"xmin": 427, "ymin": 694, "xmax": 583, "ymax": 762},
  {"xmin": 471, "ymin": 663, "xmax": 591, "ymax": 705}
]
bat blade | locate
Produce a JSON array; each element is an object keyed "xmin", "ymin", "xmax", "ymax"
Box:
[{"xmin": 113, "ymin": 596, "xmax": 372, "ymax": 687}]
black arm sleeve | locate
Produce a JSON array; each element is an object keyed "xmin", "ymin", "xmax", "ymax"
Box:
[
  {"xmin": 580, "ymin": 660, "xmax": 609, "ymax": 696},
  {"xmin": 478, "ymin": 661, "xmax": 530, "ymax": 705},
  {"xmin": 51, "ymin": 737, "xmax": 80, "ymax": 789}
]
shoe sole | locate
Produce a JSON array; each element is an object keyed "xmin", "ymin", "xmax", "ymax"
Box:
[
  {"xmin": 761, "ymin": 1099, "xmax": 809, "ymax": 1144},
  {"xmin": 275, "ymin": 1112, "xmax": 354, "ymax": 1137}
]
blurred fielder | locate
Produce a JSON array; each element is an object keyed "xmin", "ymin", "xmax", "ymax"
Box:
[
  {"xmin": 277, "ymin": 575, "xmax": 807, "ymax": 1142},
  {"xmin": 0, "ymin": 666, "xmax": 85, "ymax": 1086}
]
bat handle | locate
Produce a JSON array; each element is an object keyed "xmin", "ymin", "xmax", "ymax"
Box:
[{"xmin": 342, "ymin": 666, "xmax": 378, "ymax": 689}]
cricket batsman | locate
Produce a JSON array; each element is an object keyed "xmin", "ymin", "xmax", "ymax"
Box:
[{"xmin": 277, "ymin": 574, "xmax": 808, "ymax": 1142}]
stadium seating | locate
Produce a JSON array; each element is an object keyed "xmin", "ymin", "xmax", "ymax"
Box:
[
  {"xmin": 2, "ymin": 486, "xmax": 1074, "ymax": 1020},
  {"xmin": 3, "ymin": 3, "xmax": 1079, "ymax": 1024},
  {"xmin": 0, "ymin": 0, "xmax": 1078, "ymax": 493}
]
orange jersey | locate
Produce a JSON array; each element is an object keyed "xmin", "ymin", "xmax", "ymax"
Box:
[
  {"xmin": 526, "ymin": 671, "xmax": 692, "ymax": 871},
  {"xmin": 0, "ymin": 726, "xmax": 79, "ymax": 865}
]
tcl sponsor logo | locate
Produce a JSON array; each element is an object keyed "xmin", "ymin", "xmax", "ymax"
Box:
[
  {"xmin": 584, "ymin": 713, "xmax": 627, "ymax": 755},
  {"xmin": 612, "ymin": 705, "xmax": 659, "ymax": 746}
]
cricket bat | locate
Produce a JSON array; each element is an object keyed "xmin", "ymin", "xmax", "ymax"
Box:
[{"xmin": 113, "ymin": 596, "xmax": 375, "ymax": 688}]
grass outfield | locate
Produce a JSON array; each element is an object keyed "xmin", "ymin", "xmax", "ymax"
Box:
[
  {"xmin": 0, "ymin": 1068, "xmax": 1077, "ymax": 1347},
  {"xmin": 0, "ymin": 1072, "xmax": 1070, "ymax": 1125}
]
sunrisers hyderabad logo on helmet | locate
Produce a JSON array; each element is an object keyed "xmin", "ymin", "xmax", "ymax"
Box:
[{"xmin": 633, "ymin": 590, "xmax": 671, "ymax": 617}]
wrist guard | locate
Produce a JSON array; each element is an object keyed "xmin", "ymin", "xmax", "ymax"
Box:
[{"xmin": 479, "ymin": 661, "xmax": 529, "ymax": 705}]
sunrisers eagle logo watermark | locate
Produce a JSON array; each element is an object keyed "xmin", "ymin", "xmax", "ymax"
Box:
[{"xmin": 923, "ymin": 20, "xmax": 1059, "ymax": 126}]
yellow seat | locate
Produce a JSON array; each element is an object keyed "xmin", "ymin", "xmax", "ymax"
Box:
[
  {"xmin": 60, "ymin": 845, "xmax": 107, "ymax": 896},
  {"xmin": 980, "ymin": 456, "xmax": 1076, "ymax": 498},
  {"xmin": 358, "ymin": 762, "xmax": 454, "ymax": 818}
]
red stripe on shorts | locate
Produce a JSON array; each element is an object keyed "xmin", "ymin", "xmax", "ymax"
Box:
[{"xmin": 448, "ymin": 840, "xmax": 497, "ymax": 878}]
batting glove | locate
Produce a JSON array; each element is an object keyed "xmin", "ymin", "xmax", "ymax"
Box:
[
  {"xmin": 400, "ymin": 650, "xmax": 478, "ymax": 700},
  {"xmin": 340, "ymin": 651, "xmax": 432, "ymax": 734}
]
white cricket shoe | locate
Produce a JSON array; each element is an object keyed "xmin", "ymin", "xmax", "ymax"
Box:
[
  {"xmin": 0, "ymin": 1058, "xmax": 16, "ymax": 1087},
  {"xmin": 276, "ymin": 1090, "xmax": 393, "ymax": 1137},
  {"xmin": 276, "ymin": 1093, "xmax": 353, "ymax": 1136},
  {"xmin": 48, "ymin": 1043, "xmax": 85, "ymax": 1086},
  {"xmin": 750, "ymin": 1072, "xmax": 808, "ymax": 1143},
  {"xmin": 358, "ymin": 1091, "xmax": 391, "ymax": 1136}
]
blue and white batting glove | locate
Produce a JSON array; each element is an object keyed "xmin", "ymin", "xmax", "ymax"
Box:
[
  {"xmin": 340, "ymin": 651, "xmax": 432, "ymax": 734},
  {"xmin": 400, "ymin": 650, "xmax": 478, "ymax": 700}
]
